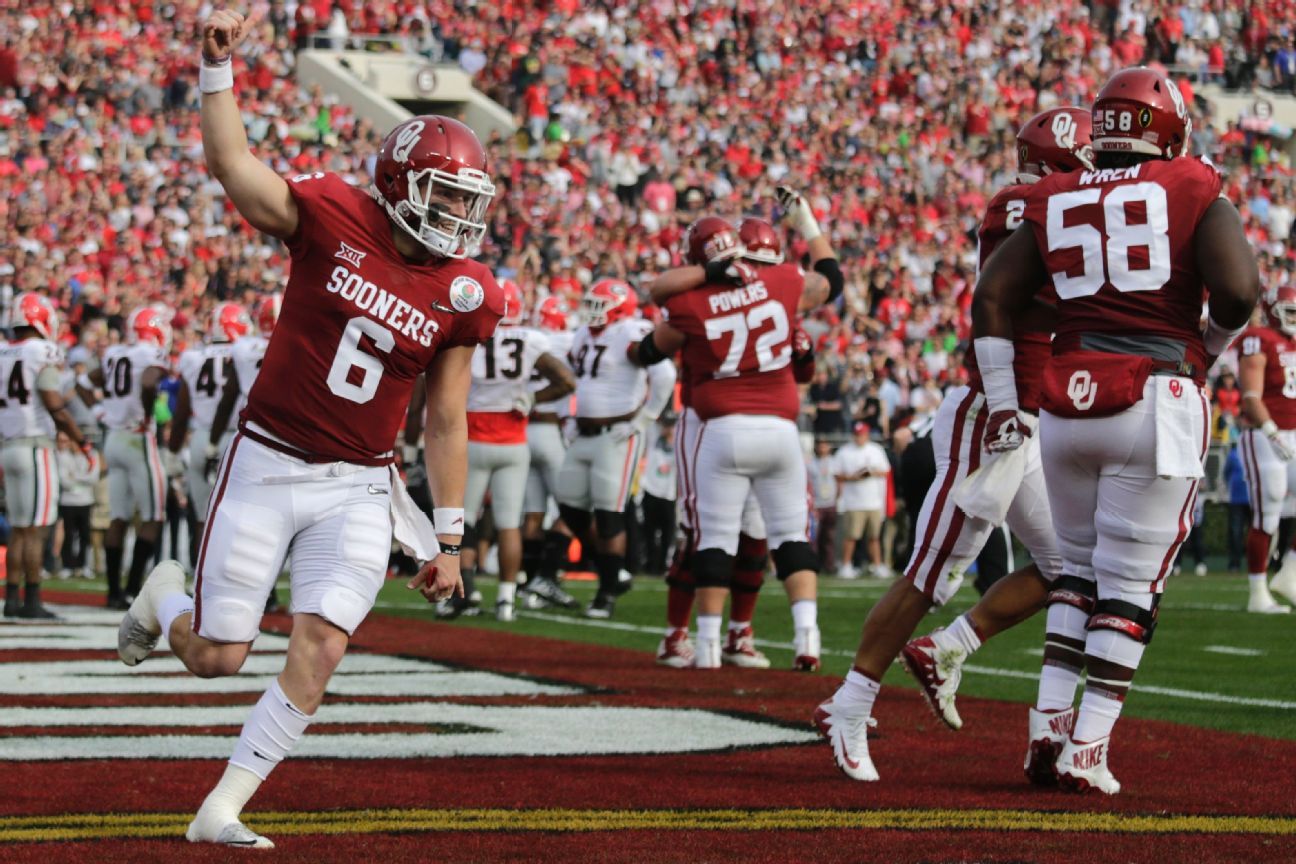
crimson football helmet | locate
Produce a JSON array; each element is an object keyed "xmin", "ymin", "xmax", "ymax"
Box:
[
  {"xmin": 209, "ymin": 302, "xmax": 252, "ymax": 343},
  {"xmin": 371, "ymin": 115, "xmax": 496, "ymax": 259},
  {"xmin": 534, "ymin": 295, "xmax": 568, "ymax": 331},
  {"xmin": 499, "ymin": 278, "xmax": 525, "ymax": 326},
  {"xmin": 127, "ymin": 306, "xmax": 173, "ymax": 350},
  {"xmin": 682, "ymin": 216, "xmax": 743, "ymax": 267},
  {"xmin": 1264, "ymin": 285, "xmax": 1296, "ymax": 337},
  {"xmin": 1092, "ymin": 67, "xmax": 1191, "ymax": 159},
  {"xmin": 1016, "ymin": 106, "xmax": 1095, "ymax": 182},
  {"xmin": 256, "ymin": 293, "xmax": 282, "ymax": 335},
  {"xmin": 9, "ymin": 292, "xmax": 58, "ymax": 340},
  {"xmin": 739, "ymin": 217, "xmax": 783, "ymax": 265},
  {"xmin": 582, "ymin": 279, "xmax": 637, "ymax": 328}
]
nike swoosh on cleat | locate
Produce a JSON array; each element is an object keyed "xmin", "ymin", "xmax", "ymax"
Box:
[{"xmin": 224, "ymin": 838, "xmax": 261, "ymax": 847}]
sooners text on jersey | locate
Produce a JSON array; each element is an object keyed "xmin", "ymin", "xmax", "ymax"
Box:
[
  {"xmin": 244, "ymin": 172, "xmax": 504, "ymax": 461},
  {"xmin": 1240, "ymin": 326, "xmax": 1296, "ymax": 429},
  {"xmin": 1023, "ymin": 156, "xmax": 1222, "ymax": 377},
  {"xmin": 663, "ymin": 263, "xmax": 803, "ymax": 422},
  {"xmin": 965, "ymin": 183, "xmax": 1053, "ymax": 412}
]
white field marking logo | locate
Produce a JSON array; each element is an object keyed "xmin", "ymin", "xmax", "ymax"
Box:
[
  {"xmin": 392, "ymin": 120, "xmax": 426, "ymax": 163},
  {"xmin": 0, "ymin": 606, "xmax": 815, "ymax": 761},
  {"xmin": 1067, "ymin": 369, "xmax": 1097, "ymax": 411},
  {"xmin": 335, "ymin": 241, "xmax": 366, "ymax": 269}
]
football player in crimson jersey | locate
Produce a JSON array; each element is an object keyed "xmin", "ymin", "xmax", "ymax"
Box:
[
  {"xmin": 650, "ymin": 218, "xmax": 818, "ymax": 671},
  {"xmin": 870, "ymin": 109, "xmax": 1092, "ymax": 775},
  {"xmin": 0, "ymin": 293, "xmax": 95, "ymax": 619},
  {"xmin": 113, "ymin": 9, "xmax": 505, "ymax": 849},
  {"xmin": 166, "ymin": 302, "xmax": 253, "ymax": 565},
  {"xmin": 973, "ymin": 67, "xmax": 1259, "ymax": 794},
  {"xmin": 1237, "ymin": 286, "xmax": 1296, "ymax": 613},
  {"xmin": 636, "ymin": 197, "xmax": 841, "ymax": 670}
]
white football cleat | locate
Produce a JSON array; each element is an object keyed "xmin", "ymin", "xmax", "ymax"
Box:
[
  {"xmin": 1247, "ymin": 583, "xmax": 1291, "ymax": 614},
  {"xmin": 186, "ymin": 815, "xmax": 275, "ymax": 850},
  {"xmin": 900, "ymin": 634, "xmax": 965, "ymax": 730},
  {"xmin": 1271, "ymin": 558, "xmax": 1296, "ymax": 606},
  {"xmin": 813, "ymin": 697, "xmax": 879, "ymax": 782},
  {"xmin": 793, "ymin": 625, "xmax": 821, "ymax": 672},
  {"xmin": 1024, "ymin": 706, "xmax": 1075, "ymax": 786},
  {"xmin": 721, "ymin": 625, "xmax": 771, "ymax": 669},
  {"xmin": 495, "ymin": 600, "xmax": 515, "ymax": 623},
  {"xmin": 1055, "ymin": 735, "xmax": 1121, "ymax": 795},
  {"xmin": 117, "ymin": 560, "xmax": 186, "ymax": 666},
  {"xmin": 656, "ymin": 630, "xmax": 696, "ymax": 669},
  {"xmin": 693, "ymin": 635, "xmax": 722, "ymax": 669}
]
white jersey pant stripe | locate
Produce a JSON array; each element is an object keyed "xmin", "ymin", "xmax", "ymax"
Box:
[
  {"xmin": 1040, "ymin": 378, "xmax": 1208, "ymax": 597},
  {"xmin": 1239, "ymin": 427, "xmax": 1296, "ymax": 534},
  {"xmin": 1, "ymin": 441, "xmax": 59, "ymax": 528}
]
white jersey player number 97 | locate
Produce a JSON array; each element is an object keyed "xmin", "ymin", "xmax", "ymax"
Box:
[
  {"xmin": 703, "ymin": 299, "xmax": 790, "ymax": 379},
  {"xmin": 1045, "ymin": 181, "xmax": 1171, "ymax": 300},
  {"xmin": 326, "ymin": 316, "xmax": 394, "ymax": 404}
]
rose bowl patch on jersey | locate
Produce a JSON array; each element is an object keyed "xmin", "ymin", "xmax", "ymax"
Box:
[{"xmin": 450, "ymin": 275, "xmax": 484, "ymax": 313}]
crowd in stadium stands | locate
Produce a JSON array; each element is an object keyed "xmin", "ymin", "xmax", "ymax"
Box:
[{"xmin": 0, "ymin": 2, "xmax": 1294, "ymax": 574}]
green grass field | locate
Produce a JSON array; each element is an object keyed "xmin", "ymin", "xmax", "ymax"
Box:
[{"xmin": 53, "ymin": 568, "xmax": 1296, "ymax": 739}]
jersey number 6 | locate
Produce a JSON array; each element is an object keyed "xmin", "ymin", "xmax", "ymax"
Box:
[{"xmin": 327, "ymin": 317, "xmax": 394, "ymax": 404}]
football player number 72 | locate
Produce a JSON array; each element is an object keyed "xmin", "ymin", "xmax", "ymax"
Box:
[
  {"xmin": 1045, "ymin": 181, "xmax": 1171, "ymax": 300},
  {"xmin": 704, "ymin": 300, "xmax": 790, "ymax": 379},
  {"xmin": 327, "ymin": 317, "xmax": 394, "ymax": 403}
]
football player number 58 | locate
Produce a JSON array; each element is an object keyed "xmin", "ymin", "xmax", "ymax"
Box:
[
  {"xmin": 1045, "ymin": 181, "xmax": 1171, "ymax": 300},
  {"xmin": 327, "ymin": 317, "xmax": 394, "ymax": 403}
]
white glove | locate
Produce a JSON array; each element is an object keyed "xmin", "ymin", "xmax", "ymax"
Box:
[
  {"xmin": 776, "ymin": 185, "xmax": 822, "ymax": 241},
  {"xmin": 1263, "ymin": 420, "xmax": 1293, "ymax": 461},
  {"xmin": 402, "ymin": 443, "xmax": 420, "ymax": 466},
  {"xmin": 512, "ymin": 390, "xmax": 536, "ymax": 415},
  {"xmin": 161, "ymin": 448, "xmax": 185, "ymax": 478}
]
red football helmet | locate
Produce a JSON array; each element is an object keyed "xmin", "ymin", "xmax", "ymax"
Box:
[
  {"xmin": 209, "ymin": 302, "xmax": 252, "ymax": 343},
  {"xmin": 9, "ymin": 292, "xmax": 58, "ymax": 340},
  {"xmin": 127, "ymin": 306, "xmax": 173, "ymax": 350},
  {"xmin": 371, "ymin": 115, "xmax": 496, "ymax": 259},
  {"xmin": 499, "ymin": 278, "xmax": 525, "ymax": 326},
  {"xmin": 739, "ymin": 218, "xmax": 783, "ymax": 265},
  {"xmin": 1264, "ymin": 285, "xmax": 1296, "ymax": 337},
  {"xmin": 682, "ymin": 216, "xmax": 743, "ymax": 267},
  {"xmin": 534, "ymin": 295, "xmax": 568, "ymax": 331},
  {"xmin": 582, "ymin": 279, "xmax": 637, "ymax": 328},
  {"xmin": 1016, "ymin": 106, "xmax": 1095, "ymax": 182},
  {"xmin": 1092, "ymin": 67, "xmax": 1191, "ymax": 159},
  {"xmin": 256, "ymin": 293, "xmax": 282, "ymax": 335}
]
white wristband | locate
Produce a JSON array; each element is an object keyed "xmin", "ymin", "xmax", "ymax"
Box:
[
  {"xmin": 794, "ymin": 211, "xmax": 822, "ymax": 242},
  {"xmin": 433, "ymin": 507, "xmax": 465, "ymax": 535},
  {"xmin": 1203, "ymin": 315, "xmax": 1245, "ymax": 357},
  {"xmin": 973, "ymin": 336, "xmax": 1019, "ymax": 412},
  {"xmin": 76, "ymin": 372, "xmax": 95, "ymax": 392},
  {"xmin": 199, "ymin": 60, "xmax": 234, "ymax": 95},
  {"xmin": 1262, "ymin": 419, "xmax": 1280, "ymax": 439}
]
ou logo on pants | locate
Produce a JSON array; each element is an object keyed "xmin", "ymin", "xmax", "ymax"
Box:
[{"xmin": 1068, "ymin": 370, "xmax": 1097, "ymax": 411}]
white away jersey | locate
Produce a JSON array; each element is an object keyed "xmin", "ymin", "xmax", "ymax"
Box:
[
  {"xmin": 531, "ymin": 328, "xmax": 574, "ymax": 415},
  {"xmin": 232, "ymin": 335, "xmax": 268, "ymax": 397},
  {"xmin": 468, "ymin": 326, "xmax": 551, "ymax": 413},
  {"xmin": 100, "ymin": 343, "xmax": 169, "ymax": 431},
  {"xmin": 570, "ymin": 318, "xmax": 654, "ymax": 417},
  {"xmin": 0, "ymin": 338, "xmax": 62, "ymax": 439},
  {"xmin": 177, "ymin": 342, "xmax": 235, "ymax": 428}
]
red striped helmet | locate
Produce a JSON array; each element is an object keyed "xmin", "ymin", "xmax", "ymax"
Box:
[
  {"xmin": 209, "ymin": 302, "xmax": 252, "ymax": 343},
  {"xmin": 9, "ymin": 292, "xmax": 58, "ymax": 340}
]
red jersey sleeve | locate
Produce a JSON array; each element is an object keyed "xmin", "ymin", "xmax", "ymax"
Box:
[
  {"xmin": 443, "ymin": 263, "xmax": 505, "ymax": 350},
  {"xmin": 283, "ymin": 171, "xmax": 351, "ymax": 259}
]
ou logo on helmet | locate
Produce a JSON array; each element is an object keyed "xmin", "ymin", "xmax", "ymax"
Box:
[
  {"xmin": 1067, "ymin": 370, "xmax": 1097, "ymax": 411},
  {"xmin": 1165, "ymin": 80, "xmax": 1187, "ymax": 119},
  {"xmin": 1051, "ymin": 113, "xmax": 1077, "ymax": 150},
  {"xmin": 392, "ymin": 120, "xmax": 426, "ymax": 163}
]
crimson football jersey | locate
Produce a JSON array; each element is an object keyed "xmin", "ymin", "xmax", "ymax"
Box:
[
  {"xmin": 663, "ymin": 263, "xmax": 803, "ymax": 422},
  {"xmin": 964, "ymin": 182, "xmax": 1053, "ymax": 412},
  {"xmin": 1239, "ymin": 326, "xmax": 1296, "ymax": 429},
  {"xmin": 1022, "ymin": 156, "xmax": 1222, "ymax": 376},
  {"xmin": 243, "ymin": 172, "xmax": 504, "ymax": 461}
]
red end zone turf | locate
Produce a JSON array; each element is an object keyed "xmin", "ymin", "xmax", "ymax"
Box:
[{"xmin": 2, "ymin": 596, "xmax": 1294, "ymax": 863}]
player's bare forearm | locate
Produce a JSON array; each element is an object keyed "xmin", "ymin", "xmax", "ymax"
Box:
[
  {"xmin": 806, "ymin": 234, "xmax": 834, "ymax": 266},
  {"xmin": 1239, "ymin": 355, "xmax": 1271, "ymax": 428},
  {"xmin": 1197, "ymin": 199, "xmax": 1260, "ymax": 330},
  {"xmin": 533, "ymin": 353, "xmax": 575, "ymax": 403},
  {"xmin": 973, "ymin": 226, "xmax": 1044, "ymax": 339},
  {"xmin": 168, "ymin": 381, "xmax": 192, "ymax": 453},
  {"xmin": 40, "ymin": 391, "xmax": 86, "ymax": 449},
  {"xmin": 423, "ymin": 347, "xmax": 472, "ymax": 530},
  {"xmin": 202, "ymin": 90, "xmax": 297, "ymax": 239},
  {"xmin": 798, "ymin": 272, "xmax": 831, "ymax": 312},
  {"xmin": 209, "ymin": 370, "xmax": 240, "ymax": 444},
  {"xmin": 648, "ymin": 266, "xmax": 706, "ymax": 305}
]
